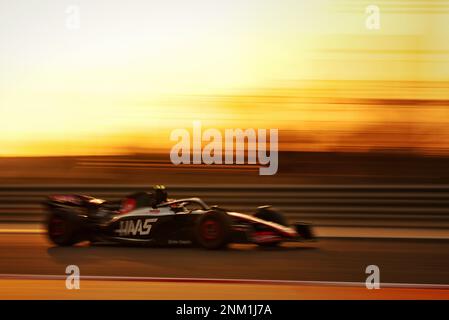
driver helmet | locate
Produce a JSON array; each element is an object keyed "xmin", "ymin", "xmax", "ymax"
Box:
[{"xmin": 153, "ymin": 185, "xmax": 168, "ymax": 204}]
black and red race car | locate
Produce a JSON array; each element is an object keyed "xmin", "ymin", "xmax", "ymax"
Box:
[{"xmin": 44, "ymin": 186, "xmax": 315, "ymax": 249}]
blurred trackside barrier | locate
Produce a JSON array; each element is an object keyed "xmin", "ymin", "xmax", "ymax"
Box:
[{"xmin": 0, "ymin": 185, "xmax": 448, "ymax": 228}]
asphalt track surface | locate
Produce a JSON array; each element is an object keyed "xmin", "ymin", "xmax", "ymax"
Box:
[{"xmin": 1, "ymin": 234, "xmax": 449, "ymax": 285}]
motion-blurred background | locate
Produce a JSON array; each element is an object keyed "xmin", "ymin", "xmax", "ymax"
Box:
[
  {"xmin": 1, "ymin": 0, "xmax": 449, "ymax": 185},
  {"xmin": 1, "ymin": 0, "xmax": 449, "ymax": 234}
]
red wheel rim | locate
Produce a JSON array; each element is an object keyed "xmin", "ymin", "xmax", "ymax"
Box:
[
  {"xmin": 201, "ymin": 220, "xmax": 220, "ymax": 240},
  {"xmin": 49, "ymin": 217, "xmax": 65, "ymax": 237}
]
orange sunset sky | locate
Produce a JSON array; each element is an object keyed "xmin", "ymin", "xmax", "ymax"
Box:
[{"xmin": 1, "ymin": 0, "xmax": 449, "ymax": 156}]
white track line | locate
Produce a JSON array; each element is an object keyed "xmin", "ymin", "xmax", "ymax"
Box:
[{"xmin": 1, "ymin": 274, "xmax": 449, "ymax": 290}]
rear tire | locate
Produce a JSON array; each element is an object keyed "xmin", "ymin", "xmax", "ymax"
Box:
[
  {"xmin": 195, "ymin": 210, "xmax": 232, "ymax": 249},
  {"xmin": 47, "ymin": 212, "xmax": 83, "ymax": 246}
]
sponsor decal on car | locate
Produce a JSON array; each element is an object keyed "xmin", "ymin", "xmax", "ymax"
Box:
[
  {"xmin": 168, "ymin": 240, "xmax": 192, "ymax": 245},
  {"xmin": 114, "ymin": 218, "xmax": 158, "ymax": 236}
]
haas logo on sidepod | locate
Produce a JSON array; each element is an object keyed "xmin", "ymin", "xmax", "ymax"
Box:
[{"xmin": 115, "ymin": 218, "xmax": 158, "ymax": 236}]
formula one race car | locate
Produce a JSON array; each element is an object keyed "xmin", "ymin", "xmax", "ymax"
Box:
[{"xmin": 44, "ymin": 185, "xmax": 315, "ymax": 249}]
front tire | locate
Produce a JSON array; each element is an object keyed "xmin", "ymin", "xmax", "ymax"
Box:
[{"xmin": 195, "ymin": 210, "xmax": 232, "ymax": 249}]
